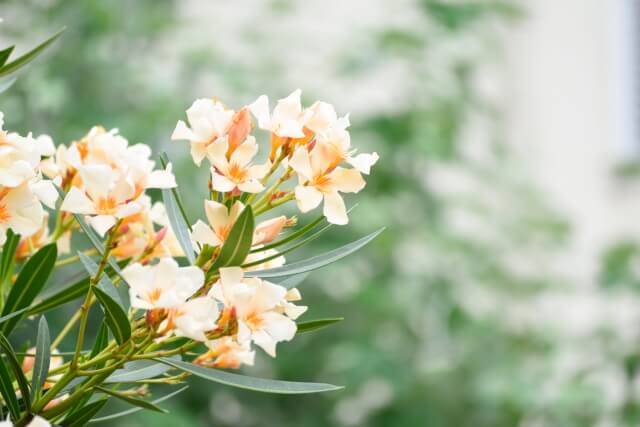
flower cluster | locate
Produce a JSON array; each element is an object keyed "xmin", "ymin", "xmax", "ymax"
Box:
[
  {"xmin": 0, "ymin": 89, "xmax": 378, "ymax": 425},
  {"xmin": 0, "ymin": 113, "xmax": 57, "ymax": 247}
]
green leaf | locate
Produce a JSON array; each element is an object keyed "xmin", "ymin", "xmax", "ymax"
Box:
[
  {"xmin": 156, "ymin": 358, "xmax": 342, "ymax": 394},
  {"xmin": 0, "ymin": 357, "xmax": 19, "ymax": 420},
  {"xmin": 0, "ymin": 29, "xmax": 64, "ymax": 77},
  {"xmin": 245, "ymin": 228, "xmax": 384, "ymax": 280},
  {"xmin": 105, "ymin": 359, "xmax": 175, "ymax": 384},
  {"xmin": 91, "ymin": 286, "xmax": 131, "ymax": 345},
  {"xmin": 296, "ymin": 317, "xmax": 344, "ymax": 334},
  {"xmin": 0, "ymin": 228, "xmax": 20, "ymax": 285},
  {"xmin": 90, "ymin": 386, "xmax": 188, "ymax": 423},
  {"xmin": 0, "ymin": 46, "xmax": 14, "ymax": 67},
  {"xmin": 159, "ymin": 154, "xmax": 196, "ymax": 264},
  {"xmin": 62, "ymin": 397, "xmax": 108, "ymax": 427},
  {"xmin": 0, "ymin": 334, "xmax": 31, "ymax": 409},
  {"xmin": 90, "ymin": 323, "xmax": 109, "ymax": 360},
  {"xmin": 94, "ymin": 386, "xmax": 167, "ymax": 413},
  {"xmin": 31, "ymin": 316, "xmax": 51, "ymax": 401},
  {"xmin": 27, "ymin": 277, "xmax": 89, "ymax": 316},
  {"xmin": 1, "ymin": 243, "xmax": 57, "ymax": 336},
  {"xmin": 209, "ymin": 205, "xmax": 255, "ymax": 272}
]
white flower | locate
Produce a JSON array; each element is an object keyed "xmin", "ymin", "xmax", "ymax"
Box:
[
  {"xmin": 59, "ymin": 164, "xmax": 142, "ymax": 236},
  {"xmin": 0, "ymin": 129, "xmax": 40, "ymax": 188},
  {"xmin": 244, "ymin": 248, "xmax": 285, "ymax": 271},
  {"xmin": 0, "ymin": 416, "xmax": 52, "ymax": 427},
  {"xmin": 249, "ymin": 89, "xmax": 308, "ymax": 139},
  {"xmin": 172, "ymin": 99, "xmax": 235, "ymax": 166},
  {"xmin": 0, "ymin": 183, "xmax": 45, "ymax": 245},
  {"xmin": 161, "ymin": 296, "xmax": 219, "ymax": 341},
  {"xmin": 196, "ymin": 336, "xmax": 255, "ymax": 369},
  {"xmin": 208, "ymin": 136, "xmax": 269, "ymax": 194},
  {"xmin": 191, "ymin": 200, "xmax": 244, "ymax": 248},
  {"xmin": 210, "ymin": 267, "xmax": 298, "ymax": 357},
  {"xmin": 122, "ymin": 257, "xmax": 204, "ymax": 310},
  {"xmin": 289, "ymin": 147, "xmax": 366, "ymax": 225},
  {"xmin": 315, "ymin": 124, "xmax": 379, "ymax": 175}
]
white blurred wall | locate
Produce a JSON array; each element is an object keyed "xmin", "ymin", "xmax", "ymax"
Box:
[{"xmin": 504, "ymin": 0, "xmax": 640, "ymax": 284}]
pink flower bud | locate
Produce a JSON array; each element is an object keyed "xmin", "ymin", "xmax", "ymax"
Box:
[{"xmin": 253, "ymin": 216, "xmax": 287, "ymax": 245}]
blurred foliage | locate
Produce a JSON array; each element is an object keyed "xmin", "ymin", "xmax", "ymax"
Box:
[{"xmin": 2, "ymin": 0, "xmax": 639, "ymax": 426}]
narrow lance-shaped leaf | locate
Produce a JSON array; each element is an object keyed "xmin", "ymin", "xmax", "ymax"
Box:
[
  {"xmin": 105, "ymin": 358, "xmax": 176, "ymax": 384},
  {"xmin": 209, "ymin": 205, "xmax": 254, "ymax": 272},
  {"xmin": 0, "ymin": 358, "xmax": 19, "ymax": 420},
  {"xmin": 296, "ymin": 317, "xmax": 344, "ymax": 334},
  {"xmin": 0, "ymin": 76, "xmax": 16, "ymax": 94},
  {"xmin": 62, "ymin": 397, "xmax": 108, "ymax": 427},
  {"xmin": 0, "ymin": 228, "xmax": 20, "ymax": 285},
  {"xmin": 276, "ymin": 273, "xmax": 309, "ymax": 289},
  {"xmin": 0, "ymin": 334, "xmax": 31, "ymax": 409},
  {"xmin": 32, "ymin": 316, "xmax": 51, "ymax": 400},
  {"xmin": 92, "ymin": 286, "xmax": 131, "ymax": 345},
  {"xmin": 0, "ymin": 46, "xmax": 14, "ymax": 67},
  {"xmin": 245, "ymin": 228, "xmax": 384, "ymax": 280},
  {"xmin": 90, "ymin": 323, "xmax": 109, "ymax": 360},
  {"xmin": 159, "ymin": 153, "xmax": 196, "ymax": 264},
  {"xmin": 94, "ymin": 386, "xmax": 167, "ymax": 413},
  {"xmin": 1, "ymin": 243, "xmax": 57, "ymax": 336},
  {"xmin": 90, "ymin": 386, "xmax": 189, "ymax": 423},
  {"xmin": 156, "ymin": 357, "xmax": 342, "ymax": 394},
  {"xmin": 0, "ymin": 28, "xmax": 64, "ymax": 77}
]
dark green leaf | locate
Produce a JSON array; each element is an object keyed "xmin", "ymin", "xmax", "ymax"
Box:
[
  {"xmin": 245, "ymin": 228, "xmax": 384, "ymax": 280},
  {"xmin": 94, "ymin": 386, "xmax": 167, "ymax": 413},
  {"xmin": 62, "ymin": 397, "xmax": 108, "ymax": 427},
  {"xmin": 0, "ymin": 357, "xmax": 19, "ymax": 420},
  {"xmin": 32, "ymin": 316, "xmax": 51, "ymax": 400},
  {"xmin": 0, "ymin": 46, "xmax": 14, "ymax": 67},
  {"xmin": 0, "ymin": 228, "xmax": 20, "ymax": 285},
  {"xmin": 90, "ymin": 386, "xmax": 188, "ymax": 423},
  {"xmin": 90, "ymin": 323, "xmax": 109, "ymax": 360},
  {"xmin": 210, "ymin": 205, "xmax": 254, "ymax": 271},
  {"xmin": 27, "ymin": 277, "xmax": 88, "ymax": 316},
  {"xmin": 160, "ymin": 154, "xmax": 195, "ymax": 264},
  {"xmin": 1, "ymin": 243, "xmax": 57, "ymax": 336},
  {"xmin": 0, "ymin": 29, "xmax": 64, "ymax": 77},
  {"xmin": 296, "ymin": 317, "xmax": 344, "ymax": 334},
  {"xmin": 0, "ymin": 334, "xmax": 31, "ymax": 409},
  {"xmin": 157, "ymin": 358, "xmax": 342, "ymax": 394},
  {"xmin": 91, "ymin": 286, "xmax": 131, "ymax": 345}
]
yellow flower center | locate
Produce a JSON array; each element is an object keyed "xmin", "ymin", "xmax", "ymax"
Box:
[
  {"xmin": 95, "ymin": 196, "xmax": 117, "ymax": 214},
  {"xmin": 227, "ymin": 162, "xmax": 248, "ymax": 183},
  {"xmin": 310, "ymin": 174, "xmax": 333, "ymax": 193}
]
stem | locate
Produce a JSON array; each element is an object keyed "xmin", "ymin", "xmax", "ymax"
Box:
[
  {"xmin": 254, "ymin": 192, "xmax": 294, "ymax": 216},
  {"xmin": 71, "ymin": 219, "xmax": 122, "ymax": 370}
]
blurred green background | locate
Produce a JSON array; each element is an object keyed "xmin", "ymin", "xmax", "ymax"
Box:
[{"xmin": 4, "ymin": 0, "xmax": 640, "ymax": 426}]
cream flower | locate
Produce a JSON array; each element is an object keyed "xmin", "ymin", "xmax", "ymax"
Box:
[
  {"xmin": 289, "ymin": 147, "xmax": 366, "ymax": 225},
  {"xmin": 207, "ymin": 136, "xmax": 269, "ymax": 194},
  {"xmin": 0, "ymin": 130, "xmax": 40, "ymax": 188},
  {"xmin": 161, "ymin": 296, "xmax": 219, "ymax": 341},
  {"xmin": 210, "ymin": 267, "xmax": 299, "ymax": 357},
  {"xmin": 252, "ymin": 215, "xmax": 287, "ymax": 246},
  {"xmin": 0, "ymin": 183, "xmax": 45, "ymax": 245},
  {"xmin": 315, "ymin": 124, "xmax": 379, "ymax": 175},
  {"xmin": 171, "ymin": 99, "xmax": 235, "ymax": 166},
  {"xmin": 60, "ymin": 164, "xmax": 142, "ymax": 236},
  {"xmin": 244, "ymin": 248, "xmax": 285, "ymax": 271},
  {"xmin": 196, "ymin": 337, "xmax": 255, "ymax": 369},
  {"xmin": 191, "ymin": 200, "xmax": 244, "ymax": 248},
  {"xmin": 122, "ymin": 257, "xmax": 204, "ymax": 310},
  {"xmin": 249, "ymin": 89, "xmax": 308, "ymax": 139}
]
